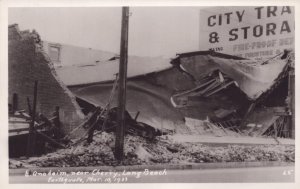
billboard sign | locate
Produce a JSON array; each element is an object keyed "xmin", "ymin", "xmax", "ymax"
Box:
[{"xmin": 199, "ymin": 6, "xmax": 294, "ymax": 60}]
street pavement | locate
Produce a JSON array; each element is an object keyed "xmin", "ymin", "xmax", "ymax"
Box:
[{"xmin": 9, "ymin": 166, "xmax": 294, "ymax": 183}]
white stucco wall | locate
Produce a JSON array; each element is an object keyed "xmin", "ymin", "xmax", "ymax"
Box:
[{"xmin": 43, "ymin": 41, "xmax": 117, "ymax": 67}]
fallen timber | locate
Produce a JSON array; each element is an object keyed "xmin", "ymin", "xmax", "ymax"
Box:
[
  {"xmin": 65, "ymin": 74, "xmax": 167, "ymax": 146},
  {"xmin": 9, "ymin": 81, "xmax": 67, "ymax": 157},
  {"xmin": 71, "ymin": 106, "xmax": 166, "ymax": 145}
]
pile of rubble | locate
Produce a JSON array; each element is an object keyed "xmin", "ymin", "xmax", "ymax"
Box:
[{"xmin": 11, "ymin": 132, "xmax": 294, "ymax": 168}]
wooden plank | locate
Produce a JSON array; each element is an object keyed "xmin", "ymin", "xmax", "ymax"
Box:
[
  {"xmin": 36, "ymin": 131, "xmax": 66, "ymax": 149},
  {"xmin": 27, "ymin": 81, "xmax": 38, "ymax": 157}
]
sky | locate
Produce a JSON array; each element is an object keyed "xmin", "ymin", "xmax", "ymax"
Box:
[{"xmin": 8, "ymin": 7, "xmax": 200, "ymax": 58}]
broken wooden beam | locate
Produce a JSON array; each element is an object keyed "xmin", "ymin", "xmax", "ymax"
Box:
[
  {"xmin": 204, "ymin": 80, "xmax": 236, "ymax": 97},
  {"xmin": 26, "ymin": 97, "xmax": 32, "ymax": 117},
  {"xmin": 63, "ymin": 107, "xmax": 101, "ymax": 139},
  {"xmin": 134, "ymin": 111, "xmax": 140, "ymax": 121},
  {"xmin": 173, "ymin": 78, "xmax": 215, "ymax": 97},
  {"xmin": 27, "ymin": 80, "xmax": 38, "ymax": 157},
  {"xmin": 36, "ymin": 130, "xmax": 66, "ymax": 149},
  {"xmin": 12, "ymin": 93, "xmax": 18, "ymax": 114},
  {"xmin": 53, "ymin": 106, "xmax": 60, "ymax": 128}
]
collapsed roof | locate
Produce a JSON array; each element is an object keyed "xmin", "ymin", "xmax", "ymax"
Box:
[
  {"xmin": 67, "ymin": 50, "xmax": 292, "ymax": 134},
  {"xmin": 172, "ymin": 51, "xmax": 291, "ymax": 100},
  {"xmin": 56, "ymin": 56, "xmax": 171, "ymax": 86}
]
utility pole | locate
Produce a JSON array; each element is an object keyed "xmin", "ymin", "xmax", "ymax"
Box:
[{"xmin": 115, "ymin": 7, "xmax": 129, "ymax": 161}]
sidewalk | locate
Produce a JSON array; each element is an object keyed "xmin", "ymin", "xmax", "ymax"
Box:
[{"xmin": 169, "ymin": 134, "xmax": 295, "ymax": 145}]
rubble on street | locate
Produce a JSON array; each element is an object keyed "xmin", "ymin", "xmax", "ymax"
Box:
[{"xmin": 10, "ymin": 131, "xmax": 295, "ymax": 168}]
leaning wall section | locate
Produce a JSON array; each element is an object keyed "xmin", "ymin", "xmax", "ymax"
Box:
[{"xmin": 8, "ymin": 25, "xmax": 84, "ymax": 136}]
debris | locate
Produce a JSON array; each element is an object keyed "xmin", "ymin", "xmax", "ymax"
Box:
[
  {"xmin": 214, "ymin": 108, "xmax": 235, "ymax": 119},
  {"xmin": 12, "ymin": 131, "xmax": 294, "ymax": 168},
  {"xmin": 166, "ymin": 145, "xmax": 179, "ymax": 153},
  {"xmin": 135, "ymin": 145, "xmax": 153, "ymax": 162},
  {"xmin": 9, "ymin": 159, "xmax": 33, "ymax": 168}
]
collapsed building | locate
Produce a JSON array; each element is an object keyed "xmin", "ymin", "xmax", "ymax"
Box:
[
  {"xmin": 169, "ymin": 51, "xmax": 295, "ymax": 138},
  {"xmin": 67, "ymin": 51, "xmax": 295, "ymax": 139},
  {"xmin": 8, "ymin": 25, "xmax": 295, "ymax": 158},
  {"xmin": 8, "ymin": 24, "xmax": 85, "ymax": 157}
]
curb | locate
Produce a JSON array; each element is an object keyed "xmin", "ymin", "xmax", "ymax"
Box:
[{"xmin": 9, "ymin": 161, "xmax": 294, "ymax": 175}]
